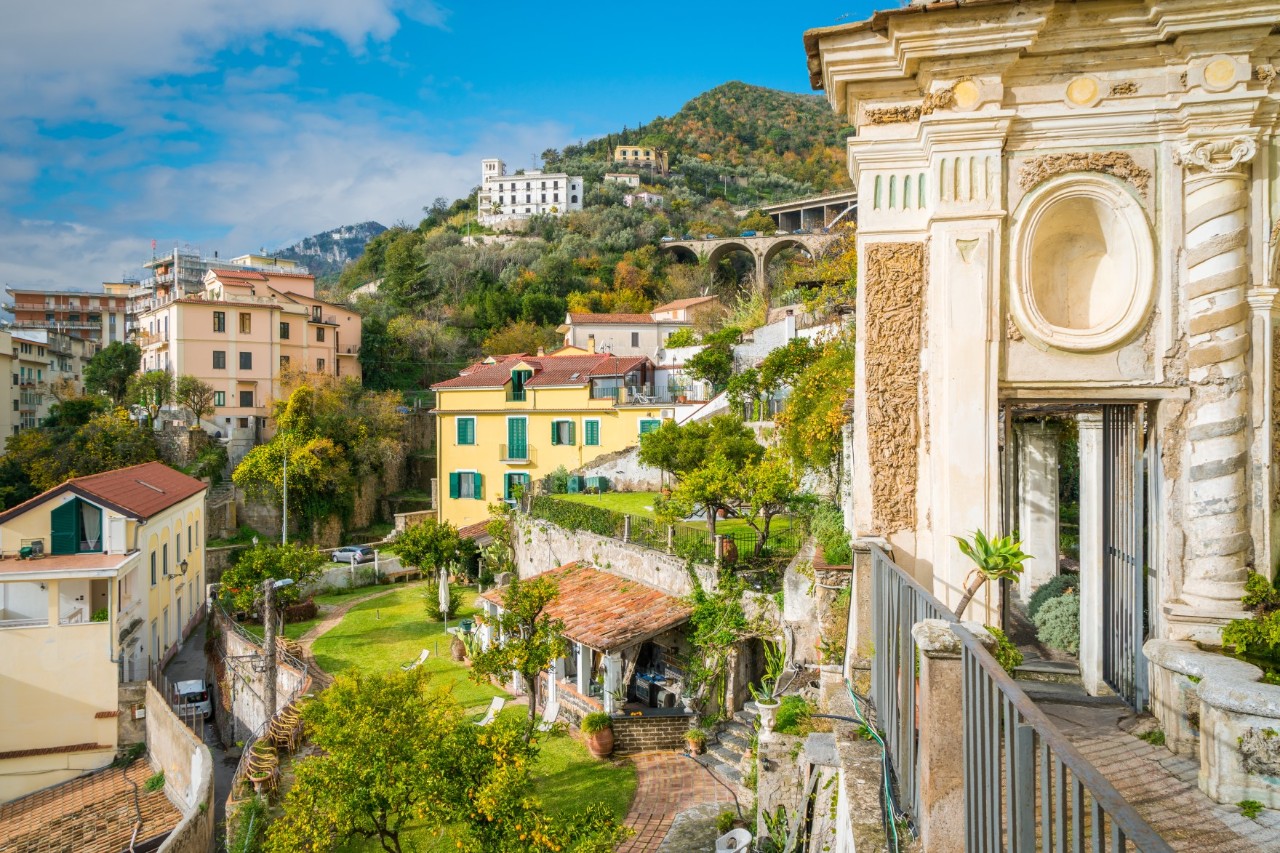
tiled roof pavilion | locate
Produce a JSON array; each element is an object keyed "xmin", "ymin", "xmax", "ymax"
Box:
[{"xmin": 481, "ymin": 563, "xmax": 691, "ymax": 652}]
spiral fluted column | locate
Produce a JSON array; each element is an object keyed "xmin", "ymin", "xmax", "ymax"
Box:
[{"xmin": 1177, "ymin": 136, "xmax": 1257, "ymax": 607}]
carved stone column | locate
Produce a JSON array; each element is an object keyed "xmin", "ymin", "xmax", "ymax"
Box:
[
  {"xmin": 1176, "ymin": 136, "xmax": 1257, "ymax": 607},
  {"xmin": 1015, "ymin": 420, "xmax": 1061, "ymax": 606}
]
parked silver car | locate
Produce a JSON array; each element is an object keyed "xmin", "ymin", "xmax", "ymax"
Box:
[{"xmin": 331, "ymin": 545, "xmax": 375, "ymax": 564}]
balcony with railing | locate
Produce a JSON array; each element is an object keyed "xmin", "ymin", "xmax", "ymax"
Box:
[
  {"xmin": 499, "ymin": 444, "xmax": 536, "ymax": 464},
  {"xmin": 135, "ymin": 330, "xmax": 169, "ymax": 348}
]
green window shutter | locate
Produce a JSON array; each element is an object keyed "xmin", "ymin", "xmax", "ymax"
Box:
[
  {"xmin": 508, "ymin": 418, "xmax": 527, "ymax": 458},
  {"xmin": 639, "ymin": 419, "xmax": 660, "ymax": 435},
  {"xmin": 457, "ymin": 418, "xmax": 474, "ymax": 445},
  {"xmin": 551, "ymin": 421, "xmax": 560, "ymax": 445},
  {"xmin": 567, "ymin": 422, "xmax": 576, "ymax": 445},
  {"xmin": 50, "ymin": 499, "xmax": 78, "ymax": 555},
  {"xmin": 472, "ymin": 472, "xmax": 484, "ymax": 500},
  {"xmin": 503, "ymin": 475, "xmax": 512, "ymax": 501},
  {"xmin": 585, "ymin": 420, "xmax": 599, "ymax": 446},
  {"xmin": 449, "ymin": 472, "xmax": 460, "ymax": 500}
]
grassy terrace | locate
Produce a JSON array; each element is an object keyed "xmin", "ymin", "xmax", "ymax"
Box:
[
  {"xmin": 301, "ymin": 584, "xmax": 637, "ymax": 852},
  {"xmin": 551, "ymin": 490, "xmax": 798, "ymax": 537}
]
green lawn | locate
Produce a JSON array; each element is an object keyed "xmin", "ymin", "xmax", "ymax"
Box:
[
  {"xmin": 308, "ymin": 590, "xmax": 636, "ymax": 853},
  {"xmin": 309, "ymin": 585, "xmax": 506, "ymax": 712},
  {"xmin": 553, "ymin": 490, "xmax": 798, "ymax": 537},
  {"xmin": 338, "ymin": 708, "xmax": 636, "ymax": 853}
]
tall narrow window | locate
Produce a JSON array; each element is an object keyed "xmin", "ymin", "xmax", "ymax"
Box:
[
  {"xmin": 239, "ymin": 313, "xmax": 251, "ymax": 333},
  {"xmin": 456, "ymin": 417, "xmax": 476, "ymax": 446},
  {"xmin": 280, "ymin": 322, "xmax": 290, "ymax": 339},
  {"xmin": 213, "ymin": 311, "xmax": 225, "ymax": 332},
  {"xmin": 213, "ymin": 351, "xmax": 226, "ymax": 369},
  {"xmin": 240, "ymin": 352, "xmax": 252, "ymax": 369}
]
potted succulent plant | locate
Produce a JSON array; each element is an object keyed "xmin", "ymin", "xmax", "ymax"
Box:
[
  {"xmin": 750, "ymin": 640, "xmax": 786, "ymax": 735},
  {"xmin": 581, "ymin": 711, "xmax": 615, "ymax": 758},
  {"xmin": 685, "ymin": 726, "xmax": 708, "ymax": 755}
]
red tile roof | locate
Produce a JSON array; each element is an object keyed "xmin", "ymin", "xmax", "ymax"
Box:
[
  {"xmin": 653, "ymin": 296, "xmax": 718, "ymax": 313},
  {"xmin": 480, "ymin": 563, "xmax": 691, "ymax": 652},
  {"xmin": 565, "ymin": 312, "xmax": 654, "ymax": 325},
  {"xmin": 457, "ymin": 520, "xmax": 492, "ymax": 542},
  {"xmin": 432, "ymin": 353, "xmax": 649, "ymax": 391},
  {"xmin": 0, "ymin": 758, "xmax": 182, "ymax": 853},
  {"xmin": 0, "ymin": 462, "xmax": 206, "ymax": 524}
]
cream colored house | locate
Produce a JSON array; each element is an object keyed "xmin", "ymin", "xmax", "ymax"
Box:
[
  {"xmin": 0, "ymin": 462, "xmax": 207, "ymax": 803},
  {"xmin": 558, "ymin": 297, "xmax": 720, "ymax": 358}
]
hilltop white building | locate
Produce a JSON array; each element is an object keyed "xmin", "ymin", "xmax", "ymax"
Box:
[{"xmin": 477, "ymin": 159, "xmax": 584, "ymax": 227}]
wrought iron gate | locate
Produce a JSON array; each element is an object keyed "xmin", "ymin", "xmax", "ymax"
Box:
[{"xmin": 1102, "ymin": 404, "xmax": 1148, "ymax": 709}]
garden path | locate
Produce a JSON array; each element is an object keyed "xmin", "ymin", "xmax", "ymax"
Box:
[{"xmin": 616, "ymin": 752, "xmax": 734, "ymax": 853}]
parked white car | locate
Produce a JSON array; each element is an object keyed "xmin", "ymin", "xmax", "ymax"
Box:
[{"xmin": 175, "ymin": 679, "xmax": 212, "ymax": 720}]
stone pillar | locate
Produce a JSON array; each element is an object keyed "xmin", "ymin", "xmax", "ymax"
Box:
[
  {"xmin": 602, "ymin": 651, "xmax": 622, "ymax": 713},
  {"xmin": 912, "ymin": 619, "xmax": 995, "ymax": 853},
  {"xmin": 1015, "ymin": 421, "xmax": 1061, "ymax": 606},
  {"xmin": 1246, "ymin": 289, "xmax": 1278, "ymax": 579},
  {"xmin": 1077, "ymin": 413, "xmax": 1105, "ymax": 695},
  {"xmin": 1176, "ymin": 136, "xmax": 1257, "ymax": 608},
  {"xmin": 576, "ymin": 643, "xmax": 592, "ymax": 696},
  {"xmin": 46, "ymin": 579, "xmax": 59, "ymax": 625}
]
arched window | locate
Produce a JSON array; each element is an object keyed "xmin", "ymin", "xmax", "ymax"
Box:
[{"xmin": 571, "ymin": 195, "xmax": 578, "ymax": 204}]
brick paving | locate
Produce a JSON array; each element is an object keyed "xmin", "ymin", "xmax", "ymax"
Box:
[
  {"xmin": 616, "ymin": 751, "xmax": 733, "ymax": 853},
  {"xmin": 0, "ymin": 759, "xmax": 181, "ymax": 852},
  {"xmin": 1040, "ymin": 700, "xmax": 1280, "ymax": 851}
]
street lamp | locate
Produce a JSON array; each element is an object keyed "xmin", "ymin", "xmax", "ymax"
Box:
[{"xmin": 262, "ymin": 577, "xmax": 294, "ymax": 721}]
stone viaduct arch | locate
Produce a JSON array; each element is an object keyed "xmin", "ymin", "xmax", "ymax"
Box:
[{"xmin": 660, "ymin": 232, "xmax": 838, "ymax": 295}]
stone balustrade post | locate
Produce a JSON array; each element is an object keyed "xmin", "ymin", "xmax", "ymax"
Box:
[
  {"xmin": 622, "ymin": 514, "xmax": 631, "ymax": 543},
  {"xmin": 911, "ymin": 619, "xmax": 995, "ymax": 853}
]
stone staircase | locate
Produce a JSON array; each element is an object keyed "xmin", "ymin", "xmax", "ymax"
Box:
[
  {"xmin": 693, "ymin": 701, "xmax": 758, "ymax": 792},
  {"xmin": 1013, "ymin": 657, "xmax": 1120, "ymax": 705},
  {"xmin": 206, "ymin": 481, "xmax": 235, "ymax": 507}
]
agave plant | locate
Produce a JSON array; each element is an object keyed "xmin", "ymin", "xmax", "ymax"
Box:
[{"xmin": 953, "ymin": 529, "xmax": 1031, "ymax": 619}]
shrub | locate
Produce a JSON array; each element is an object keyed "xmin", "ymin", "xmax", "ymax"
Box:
[
  {"xmin": 1033, "ymin": 593, "xmax": 1080, "ymax": 654},
  {"xmin": 1222, "ymin": 573, "xmax": 1280, "ymax": 674},
  {"xmin": 666, "ymin": 328, "xmax": 697, "ymax": 348},
  {"xmin": 424, "ymin": 587, "xmax": 462, "ymax": 621},
  {"xmin": 544, "ymin": 465, "xmax": 571, "ymax": 495},
  {"xmin": 716, "ymin": 810, "xmax": 738, "ymax": 834},
  {"xmin": 773, "ymin": 695, "xmax": 813, "ymax": 736},
  {"xmin": 685, "ymin": 727, "xmax": 707, "ymax": 746},
  {"xmin": 529, "ymin": 495, "xmax": 622, "ymax": 537},
  {"xmin": 1028, "ymin": 574, "xmax": 1079, "ymax": 619},
  {"xmin": 580, "ymin": 712, "xmax": 613, "ymax": 734},
  {"xmin": 354, "ymin": 566, "xmax": 379, "ymax": 588},
  {"xmin": 810, "ymin": 501, "xmax": 851, "ymax": 565},
  {"xmin": 190, "ymin": 443, "xmax": 229, "ymax": 486},
  {"xmin": 227, "ymin": 794, "xmax": 270, "ymax": 853},
  {"xmin": 91, "ymin": 607, "xmax": 109, "ymax": 623},
  {"xmin": 984, "ymin": 625, "xmax": 1023, "ymax": 675},
  {"xmin": 143, "ymin": 771, "xmax": 165, "ymax": 792},
  {"xmin": 283, "ymin": 598, "xmax": 317, "ymax": 624}
]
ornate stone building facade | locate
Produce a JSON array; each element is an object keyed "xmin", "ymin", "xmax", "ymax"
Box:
[{"xmin": 808, "ymin": 0, "xmax": 1279, "ymax": 705}]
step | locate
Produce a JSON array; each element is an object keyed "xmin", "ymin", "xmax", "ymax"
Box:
[
  {"xmin": 1014, "ymin": 660, "xmax": 1083, "ymax": 686},
  {"xmin": 1017, "ymin": 680, "xmax": 1124, "ymax": 707},
  {"xmin": 717, "ymin": 727, "xmax": 752, "ymax": 752},
  {"xmin": 708, "ymin": 743, "xmax": 744, "ymax": 767},
  {"xmin": 711, "ymin": 762, "xmax": 743, "ymax": 786}
]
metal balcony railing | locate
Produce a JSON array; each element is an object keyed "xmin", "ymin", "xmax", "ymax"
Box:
[{"xmin": 499, "ymin": 444, "xmax": 535, "ymax": 464}]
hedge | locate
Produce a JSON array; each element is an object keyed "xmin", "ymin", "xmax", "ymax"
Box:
[{"xmin": 528, "ymin": 495, "xmax": 624, "ymax": 538}]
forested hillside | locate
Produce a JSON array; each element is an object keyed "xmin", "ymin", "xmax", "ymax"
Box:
[{"xmin": 333, "ymin": 82, "xmax": 855, "ymax": 397}]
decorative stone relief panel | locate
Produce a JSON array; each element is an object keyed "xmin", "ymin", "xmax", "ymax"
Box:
[
  {"xmin": 1273, "ymin": 325, "xmax": 1280, "ymax": 511},
  {"xmin": 1017, "ymin": 152, "xmax": 1151, "ymax": 195},
  {"xmin": 864, "ymin": 242, "xmax": 925, "ymax": 536}
]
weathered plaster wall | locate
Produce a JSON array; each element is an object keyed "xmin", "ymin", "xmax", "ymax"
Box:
[
  {"xmin": 144, "ymin": 684, "xmax": 215, "ymax": 853},
  {"xmin": 573, "ymin": 446, "xmax": 665, "ymax": 492}
]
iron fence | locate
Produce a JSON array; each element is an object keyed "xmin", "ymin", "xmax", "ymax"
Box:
[
  {"xmin": 869, "ymin": 546, "xmax": 1171, "ymax": 852},
  {"xmin": 869, "ymin": 544, "xmax": 956, "ymax": 826},
  {"xmin": 955, "ymin": 623, "xmax": 1172, "ymax": 852}
]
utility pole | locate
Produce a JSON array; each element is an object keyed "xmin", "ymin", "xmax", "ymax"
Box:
[
  {"xmin": 281, "ymin": 453, "xmax": 288, "ymax": 545},
  {"xmin": 261, "ymin": 577, "xmax": 294, "ymax": 723},
  {"xmin": 262, "ymin": 578, "xmax": 278, "ymax": 721}
]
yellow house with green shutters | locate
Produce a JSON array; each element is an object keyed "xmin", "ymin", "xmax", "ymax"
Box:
[{"xmin": 432, "ymin": 350, "xmax": 668, "ymax": 530}]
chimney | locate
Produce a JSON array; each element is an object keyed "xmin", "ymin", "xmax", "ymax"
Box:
[
  {"xmin": 536, "ymin": 346, "xmax": 545, "ymax": 357},
  {"xmin": 587, "ymin": 334, "xmax": 596, "ymax": 354}
]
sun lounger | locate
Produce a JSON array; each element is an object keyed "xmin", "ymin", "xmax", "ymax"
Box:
[
  {"xmin": 474, "ymin": 696, "xmax": 505, "ymax": 726},
  {"xmin": 536, "ymin": 698, "xmax": 560, "ymax": 732},
  {"xmin": 401, "ymin": 649, "xmax": 430, "ymax": 671}
]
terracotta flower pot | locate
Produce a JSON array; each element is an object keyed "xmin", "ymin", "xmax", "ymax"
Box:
[
  {"xmin": 685, "ymin": 737, "xmax": 706, "ymax": 755},
  {"xmin": 450, "ymin": 635, "xmax": 466, "ymax": 662},
  {"xmin": 586, "ymin": 728, "xmax": 614, "ymax": 758},
  {"xmin": 721, "ymin": 538, "xmax": 739, "ymax": 565}
]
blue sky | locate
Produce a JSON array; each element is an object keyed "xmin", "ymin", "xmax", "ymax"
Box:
[{"xmin": 0, "ymin": 1, "xmax": 874, "ymax": 290}]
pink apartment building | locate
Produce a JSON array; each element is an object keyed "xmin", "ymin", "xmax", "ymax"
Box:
[{"xmin": 135, "ymin": 268, "xmax": 361, "ymax": 437}]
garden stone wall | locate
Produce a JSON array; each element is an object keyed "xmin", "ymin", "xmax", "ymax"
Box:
[
  {"xmin": 514, "ymin": 515, "xmax": 717, "ymax": 597},
  {"xmin": 145, "ymin": 684, "xmax": 215, "ymax": 853},
  {"xmin": 611, "ymin": 713, "xmax": 694, "ymax": 755}
]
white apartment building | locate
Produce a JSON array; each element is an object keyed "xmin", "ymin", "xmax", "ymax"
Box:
[{"xmin": 477, "ymin": 159, "xmax": 584, "ymax": 226}]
